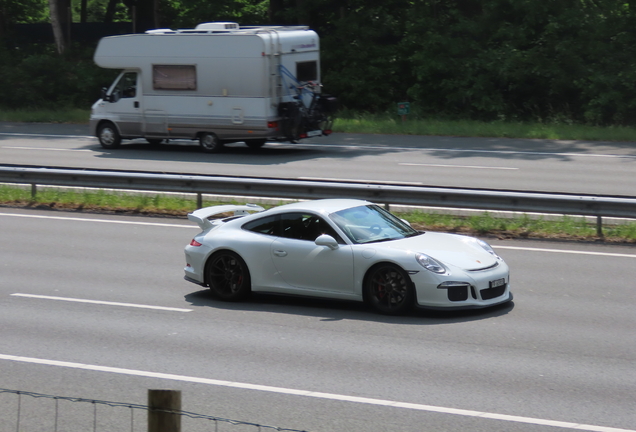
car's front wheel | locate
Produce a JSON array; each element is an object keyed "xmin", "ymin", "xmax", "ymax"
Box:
[
  {"xmin": 97, "ymin": 122, "xmax": 121, "ymax": 149},
  {"xmin": 206, "ymin": 251, "xmax": 251, "ymax": 301},
  {"xmin": 364, "ymin": 264, "xmax": 414, "ymax": 315}
]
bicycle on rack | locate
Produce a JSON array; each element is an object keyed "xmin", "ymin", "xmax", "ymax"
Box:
[{"xmin": 278, "ymin": 80, "xmax": 338, "ymax": 143}]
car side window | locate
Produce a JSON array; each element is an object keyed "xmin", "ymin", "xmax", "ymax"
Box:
[
  {"xmin": 242, "ymin": 215, "xmax": 279, "ymax": 236},
  {"xmin": 111, "ymin": 72, "xmax": 137, "ymax": 102},
  {"xmin": 280, "ymin": 212, "xmax": 344, "ymax": 243}
]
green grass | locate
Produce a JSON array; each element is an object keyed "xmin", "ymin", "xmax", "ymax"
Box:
[
  {"xmin": 2, "ymin": 108, "xmax": 636, "ymax": 141},
  {"xmin": 0, "ymin": 186, "xmax": 196, "ymax": 215},
  {"xmin": 333, "ymin": 112, "xmax": 636, "ymax": 142},
  {"xmin": 2, "ymin": 185, "xmax": 634, "ymax": 243}
]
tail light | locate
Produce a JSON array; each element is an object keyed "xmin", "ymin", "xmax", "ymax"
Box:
[
  {"xmin": 267, "ymin": 121, "xmax": 278, "ymax": 129},
  {"xmin": 190, "ymin": 239, "xmax": 202, "ymax": 247}
]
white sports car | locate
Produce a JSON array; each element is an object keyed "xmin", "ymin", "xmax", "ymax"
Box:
[{"xmin": 184, "ymin": 199, "xmax": 512, "ymax": 315}]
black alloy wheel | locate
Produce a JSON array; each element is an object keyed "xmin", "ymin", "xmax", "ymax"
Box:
[
  {"xmin": 206, "ymin": 251, "xmax": 251, "ymax": 301},
  {"xmin": 364, "ymin": 264, "xmax": 414, "ymax": 315}
]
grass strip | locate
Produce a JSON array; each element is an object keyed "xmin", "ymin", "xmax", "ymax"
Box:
[
  {"xmin": 333, "ymin": 113, "xmax": 636, "ymax": 142},
  {"xmin": 2, "ymin": 185, "xmax": 634, "ymax": 243}
]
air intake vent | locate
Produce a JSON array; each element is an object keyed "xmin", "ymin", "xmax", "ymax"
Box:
[{"xmin": 480, "ymin": 285, "xmax": 507, "ymax": 300}]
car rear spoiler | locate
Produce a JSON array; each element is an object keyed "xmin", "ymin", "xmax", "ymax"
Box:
[{"xmin": 187, "ymin": 204, "xmax": 265, "ymax": 230}]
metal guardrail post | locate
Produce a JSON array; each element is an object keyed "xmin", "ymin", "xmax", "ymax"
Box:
[
  {"xmin": 31, "ymin": 184, "xmax": 36, "ymax": 200},
  {"xmin": 148, "ymin": 389, "xmax": 181, "ymax": 432}
]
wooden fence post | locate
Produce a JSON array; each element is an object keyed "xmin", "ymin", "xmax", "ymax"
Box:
[{"xmin": 148, "ymin": 389, "xmax": 181, "ymax": 432}]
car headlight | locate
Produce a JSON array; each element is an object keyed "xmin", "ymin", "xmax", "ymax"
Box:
[
  {"xmin": 477, "ymin": 239, "xmax": 500, "ymax": 259},
  {"xmin": 415, "ymin": 253, "xmax": 447, "ymax": 274}
]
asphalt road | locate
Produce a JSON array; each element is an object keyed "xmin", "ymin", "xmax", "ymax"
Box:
[
  {"xmin": 1, "ymin": 122, "xmax": 635, "ymax": 196},
  {"xmin": 1, "ymin": 208, "xmax": 635, "ymax": 432}
]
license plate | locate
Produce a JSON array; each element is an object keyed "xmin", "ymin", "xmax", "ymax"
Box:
[
  {"xmin": 307, "ymin": 130, "xmax": 322, "ymax": 137},
  {"xmin": 490, "ymin": 278, "xmax": 506, "ymax": 288}
]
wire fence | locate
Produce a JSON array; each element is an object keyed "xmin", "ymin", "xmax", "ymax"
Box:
[{"xmin": 0, "ymin": 388, "xmax": 311, "ymax": 432}]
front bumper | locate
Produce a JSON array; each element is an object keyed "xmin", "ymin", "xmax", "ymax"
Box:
[
  {"xmin": 415, "ymin": 291, "xmax": 513, "ymax": 311},
  {"xmin": 411, "ymin": 262, "xmax": 512, "ymax": 310}
]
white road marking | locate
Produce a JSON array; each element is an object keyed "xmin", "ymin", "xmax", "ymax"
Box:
[
  {"xmin": 2, "ymin": 146, "xmax": 91, "ymax": 152},
  {"xmin": 10, "ymin": 293, "xmax": 192, "ymax": 312},
  {"xmin": 4, "ymin": 132, "xmax": 634, "ymax": 159},
  {"xmin": 1, "ymin": 212, "xmax": 632, "ymax": 258},
  {"xmin": 494, "ymin": 245, "xmax": 636, "ymax": 259},
  {"xmin": 399, "ymin": 162, "xmax": 518, "ymax": 170},
  {"xmin": 0, "ymin": 133, "xmax": 91, "ymax": 139},
  {"xmin": 0, "ymin": 354, "xmax": 632, "ymax": 432},
  {"xmin": 0, "ymin": 212, "xmax": 193, "ymax": 228}
]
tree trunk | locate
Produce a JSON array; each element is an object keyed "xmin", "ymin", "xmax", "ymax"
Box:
[
  {"xmin": 49, "ymin": 0, "xmax": 68, "ymax": 54},
  {"xmin": 296, "ymin": 0, "xmax": 308, "ymax": 26},
  {"xmin": 134, "ymin": 0, "xmax": 156, "ymax": 32},
  {"xmin": 80, "ymin": 0, "xmax": 87, "ymax": 22},
  {"xmin": 105, "ymin": 0, "xmax": 118, "ymax": 22}
]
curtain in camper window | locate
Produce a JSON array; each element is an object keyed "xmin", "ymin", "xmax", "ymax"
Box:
[{"xmin": 152, "ymin": 65, "xmax": 197, "ymax": 90}]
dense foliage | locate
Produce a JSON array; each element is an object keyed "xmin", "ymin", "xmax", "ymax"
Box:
[{"xmin": 1, "ymin": 0, "xmax": 635, "ymax": 125}]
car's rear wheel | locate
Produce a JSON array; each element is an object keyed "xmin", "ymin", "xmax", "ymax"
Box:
[
  {"xmin": 364, "ymin": 264, "xmax": 414, "ymax": 315},
  {"xmin": 199, "ymin": 132, "xmax": 223, "ymax": 153},
  {"xmin": 206, "ymin": 251, "xmax": 251, "ymax": 301}
]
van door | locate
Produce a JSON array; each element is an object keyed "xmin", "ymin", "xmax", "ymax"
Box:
[{"xmin": 106, "ymin": 71, "xmax": 142, "ymax": 138}]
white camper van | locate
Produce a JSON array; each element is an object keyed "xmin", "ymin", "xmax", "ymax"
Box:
[{"xmin": 90, "ymin": 22, "xmax": 337, "ymax": 152}]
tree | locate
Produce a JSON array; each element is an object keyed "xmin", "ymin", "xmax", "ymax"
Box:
[
  {"xmin": 0, "ymin": 0, "xmax": 47, "ymax": 37},
  {"xmin": 122, "ymin": 0, "xmax": 157, "ymax": 32},
  {"xmin": 49, "ymin": 0, "xmax": 70, "ymax": 53}
]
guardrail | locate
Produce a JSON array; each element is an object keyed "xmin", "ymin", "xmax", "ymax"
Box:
[{"xmin": 2, "ymin": 165, "xmax": 636, "ymax": 235}]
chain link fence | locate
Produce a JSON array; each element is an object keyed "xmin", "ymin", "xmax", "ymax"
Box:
[{"xmin": 1, "ymin": 388, "xmax": 310, "ymax": 432}]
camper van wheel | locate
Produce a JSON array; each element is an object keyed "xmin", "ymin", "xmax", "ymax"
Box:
[
  {"xmin": 97, "ymin": 122, "xmax": 121, "ymax": 149},
  {"xmin": 199, "ymin": 133, "xmax": 223, "ymax": 153},
  {"xmin": 245, "ymin": 139, "xmax": 266, "ymax": 149}
]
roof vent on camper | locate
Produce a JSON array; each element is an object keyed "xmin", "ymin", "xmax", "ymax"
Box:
[
  {"xmin": 145, "ymin": 29, "xmax": 175, "ymax": 34},
  {"xmin": 195, "ymin": 22, "xmax": 240, "ymax": 31}
]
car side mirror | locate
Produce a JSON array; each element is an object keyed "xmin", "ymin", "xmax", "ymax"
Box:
[
  {"xmin": 101, "ymin": 87, "xmax": 111, "ymax": 102},
  {"xmin": 315, "ymin": 234, "xmax": 338, "ymax": 250}
]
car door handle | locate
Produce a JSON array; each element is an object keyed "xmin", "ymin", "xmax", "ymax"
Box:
[{"xmin": 273, "ymin": 250, "xmax": 287, "ymax": 257}]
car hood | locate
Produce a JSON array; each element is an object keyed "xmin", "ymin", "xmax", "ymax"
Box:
[{"xmin": 381, "ymin": 232, "xmax": 498, "ymax": 271}]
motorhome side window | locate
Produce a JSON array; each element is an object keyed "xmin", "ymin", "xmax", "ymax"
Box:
[
  {"xmin": 296, "ymin": 61, "xmax": 317, "ymax": 82},
  {"xmin": 153, "ymin": 65, "xmax": 197, "ymax": 90},
  {"xmin": 112, "ymin": 72, "xmax": 137, "ymax": 102}
]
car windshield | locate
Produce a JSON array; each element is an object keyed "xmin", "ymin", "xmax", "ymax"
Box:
[{"xmin": 329, "ymin": 204, "xmax": 421, "ymax": 244}]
